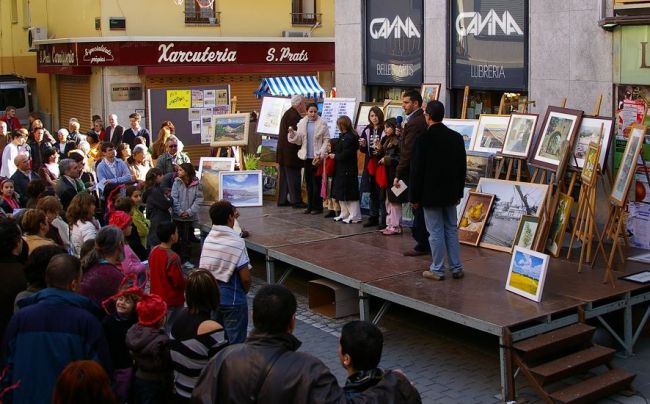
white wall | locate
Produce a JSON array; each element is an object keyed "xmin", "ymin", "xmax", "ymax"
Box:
[
  {"xmin": 334, "ymin": 0, "xmax": 364, "ymax": 100},
  {"xmin": 423, "ymin": 0, "xmax": 448, "ymax": 109},
  {"xmin": 102, "ymin": 66, "xmax": 146, "ymax": 128}
]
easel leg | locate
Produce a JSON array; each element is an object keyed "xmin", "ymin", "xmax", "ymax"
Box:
[
  {"xmin": 516, "ymin": 159, "xmax": 522, "ymax": 182},
  {"xmin": 604, "ymin": 208, "xmax": 623, "ymax": 286},
  {"xmin": 505, "ymin": 159, "xmax": 514, "ymax": 181}
]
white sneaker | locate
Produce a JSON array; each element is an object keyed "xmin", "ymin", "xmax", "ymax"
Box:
[
  {"xmin": 182, "ymin": 262, "xmax": 195, "ymax": 270},
  {"xmin": 333, "ymin": 215, "xmax": 344, "ymax": 222}
]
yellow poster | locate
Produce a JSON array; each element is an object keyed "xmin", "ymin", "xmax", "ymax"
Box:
[{"xmin": 166, "ymin": 90, "xmax": 191, "ymax": 109}]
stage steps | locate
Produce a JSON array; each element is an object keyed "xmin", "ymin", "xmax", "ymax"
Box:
[{"xmin": 512, "ymin": 323, "xmax": 635, "ymax": 404}]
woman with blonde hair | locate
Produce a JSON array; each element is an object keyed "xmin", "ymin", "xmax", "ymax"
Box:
[
  {"xmin": 20, "ymin": 209, "xmax": 55, "ymax": 254},
  {"xmin": 329, "ymin": 115, "xmax": 362, "ymax": 223},
  {"xmin": 150, "ymin": 123, "xmax": 184, "ymax": 160},
  {"xmin": 67, "ymin": 192, "xmax": 100, "ymax": 256}
]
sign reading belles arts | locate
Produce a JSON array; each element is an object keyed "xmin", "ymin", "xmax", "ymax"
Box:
[
  {"xmin": 365, "ymin": 0, "xmax": 423, "ymax": 86},
  {"xmin": 450, "ymin": 0, "xmax": 528, "ymax": 90}
]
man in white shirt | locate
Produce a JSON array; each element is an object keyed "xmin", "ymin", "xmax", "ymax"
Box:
[{"xmin": 1, "ymin": 130, "xmax": 28, "ymax": 178}]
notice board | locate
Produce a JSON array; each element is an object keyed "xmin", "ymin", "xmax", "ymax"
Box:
[
  {"xmin": 147, "ymin": 85, "xmax": 230, "ymax": 146},
  {"xmin": 321, "ymin": 97, "xmax": 356, "ymax": 138}
]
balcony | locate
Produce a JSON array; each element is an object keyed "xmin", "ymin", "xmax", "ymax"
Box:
[
  {"xmin": 185, "ymin": 10, "xmax": 221, "ymax": 25},
  {"xmin": 291, "ymin": 12, "xmax": 322, "ymax": 26}
]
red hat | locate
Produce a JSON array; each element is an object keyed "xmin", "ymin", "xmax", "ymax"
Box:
[
  {"xmin": 109, "ymin": 210, "xmax": 132, "ymax": 230},
  {"xmin": 101, "ymin": 273, "xmax": 145, "ymax": 314},
  {"xmin": 136, "ymin": 294, "xmax": 167, "ymax": 327}
]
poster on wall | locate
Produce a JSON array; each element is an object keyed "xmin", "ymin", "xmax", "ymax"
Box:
[
  {"xmin": 257, "ymin": 96, "xmax": 293, "ymax": 136},
  {"xmin": 321, "ymin": 98, "xmax": 357, "ymax": 138},
  {"xmin": 450, "ymin": 0, "xmax": 528, "ymax": 90},
  {"xmin": 365, "ymin": 0, "xmax": 423, "ymax": 86}
]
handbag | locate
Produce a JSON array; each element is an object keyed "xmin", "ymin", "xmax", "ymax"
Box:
[{"xmin": 375, "ymin": 163, "xmax": 388, "ymax": 189}]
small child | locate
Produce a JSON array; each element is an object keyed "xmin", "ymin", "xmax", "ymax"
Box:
[
  {"xmin": 126, "ymin": 293, "xmax": 172, "ymax": 404},
  {"xmin": 126, "ymin": 185, "xmax": 150, "ymax": 249},
  {"xmin": 339, "ymin": 321, "xmax": 385, "ymax": 399},
  {"xmin": 113, "ymin": 196, "xmax": 148, "ymax": 262},
  {"xmin": 102, "ymin": 281, "xmax": 142, "ymax": 403},
  {"xmin": 148, "ymin": 221, "xmax": 186, "ymax": 333},
  {"xmin": 378, "ymin": 118, "xmax": 404, "ymax": 235},
  {"xmin": 321, "ymin": 139, "xmax": 340, "ymax": 218},
  {"xmin": 0, "ymin": 179, "xmax": 21, "ymax": 214}
]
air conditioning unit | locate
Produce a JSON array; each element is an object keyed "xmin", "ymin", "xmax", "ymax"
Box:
[
  {"xmin": 282, "ymin": 30, "xmax": 310, "ymax": 38},
  {"xmin": 28, "ymin": 26, "xmax": 48, "ymax": 51}
]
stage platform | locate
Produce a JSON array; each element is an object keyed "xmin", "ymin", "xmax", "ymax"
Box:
[{"xmin": 198, "ymin": 203, "xmax": 650, "ymax": 401}]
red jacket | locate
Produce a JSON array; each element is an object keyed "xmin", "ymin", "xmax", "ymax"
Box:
[
  {"xmin": 0, "ymin": 115, "xmax": 22, "ymax": 131},
  {"xmin": 149, "ymin": 246, "xmax": 186, "ymax": 307}
]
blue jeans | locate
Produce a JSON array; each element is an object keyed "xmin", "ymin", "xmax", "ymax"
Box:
[
  {"xmin": 216, "ymin": 303, "xmax": 248, "ymax": 344},
  {"xmin": 423, "ymin": 205, "xmax": 462, "ymax": 274}
]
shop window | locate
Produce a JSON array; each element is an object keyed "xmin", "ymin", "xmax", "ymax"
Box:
[
  {"xmin": 184, "ymin": 0, "xmax": 220, "ymax": 25},
  {"xmin": 291, "ymin": 0, "xmax": 320, "ymax": 25}
]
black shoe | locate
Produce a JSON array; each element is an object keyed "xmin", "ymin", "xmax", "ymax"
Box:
[
  {"xmin": 311, "ymin": 209, "xmax": 323, "ymax": 215},
  {"xmin": 324, "ymin": 210, "xmax": 336, "ymax": 218},
  {"xmin": 189, "ymin": 235, "xmax": 201, "ymax": 243},
  {"xmin": 363, "ymin": 217, "xmax": 379, "ymax": 227},
  {"xmin": 303, "ymin": 209, "xmax": 312, "ymax": 214},
  {"xmin": 293, "ymin": 202, "xmax": 307, "ymax": 209},
  {"xmin": 277, "ymin": 202, "xmax": 291, "ymax": 207}
]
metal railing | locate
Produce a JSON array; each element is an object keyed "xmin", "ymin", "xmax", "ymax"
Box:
[{"xmin": 185, "ymin": 10, "xmax": 221, "ymax": 25}]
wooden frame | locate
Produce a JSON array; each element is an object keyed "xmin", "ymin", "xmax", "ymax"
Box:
[
  {"xmin": 211, "ymin": 113, "xmax": 250, "ymax": 147},
  {"xmin": 546, "ymin": 193, "xmax": 574, "ymax": 257},
  {"xmin": 610, "ymin": 126, "xmax": 646, "ymax": 206},
  {"xmin": 572, "ymin": 116, "xmax": 614, "ymax": 170},
  {"xmin": 259, "ymin": 162, "xmax": 280, "ymax": 201},
  {"xmin": 458, "ymin": 192, "xmax": 495, "ymax": 246},
  {"xmin": 528, "ymin": 106, "xmax": 583, "ymax": 174},
  {"xmin": 257, "ymin": 96, "xmax": 292, "ymax": 136},
  {"xmin": 445, "ymin": 119, "xmax": 479, "ymax": 150},
  {"xmin": 512, "ymin": 215, "xmax": 540, "ymax": 252},
  {"xmin": 472, "ymin": 114, "xmax": 511, "ymax": 153},
  {"xmin": 420, "ymin": 83, "xmax": 441, "ymax": 104},
  {"xmin": 476, "ymin": 178, "xmax": 549, "ymax": 252},
  {"xmin": 197, "ymin": 157, "xmax": 236, "ymax": 202},
  {"xmin": 500, "ymin": 113, "xmax": 538, "ymax": 158},
  {"xmin": 219, "ymin": 170, "xmax": 263, "ymax": 207},
  {"xmin": 354, "ymin": 101, "xmax": 383, "ymax": 134},
  {"xmin": 580, "ymin": 142, "xmax": 601, "ymax": 187},
  {"xmin": 466, "ymin": 151, "xmax": 494, "ymax": 186},
  {"xmin": 506, "ymin": 247, "xmax": 550, "ymax": 302},
  {"xmin": 383, "ymin": 101, "xmax": 404, "ymax": 121}
]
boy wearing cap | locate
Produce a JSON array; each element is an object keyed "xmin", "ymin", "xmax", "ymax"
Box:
[{"xmin": 126, "ymin": 293, "xmax": 172, "ymax": 404}]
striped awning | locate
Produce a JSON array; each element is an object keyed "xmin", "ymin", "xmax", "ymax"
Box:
[{"xmin": 254, "ymin": 76, "xmax": 325, "ymax": 99}]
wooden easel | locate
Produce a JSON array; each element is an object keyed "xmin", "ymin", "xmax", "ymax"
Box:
[
  {"xmin": 494, "ymin": 155, "xmax": 526, "ymax": 182},
  {"xmin": 460, "ymin": 85, "xmax": 470, "ymax": 119},
  {"xmin": 214, "ymin": 146, "xmax": 246, "ymax": 170}
]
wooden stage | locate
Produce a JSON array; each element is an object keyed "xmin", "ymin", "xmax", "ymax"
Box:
[{"xmin": 198, "ymin": 203, "xmax": 650, "ymax": 401}]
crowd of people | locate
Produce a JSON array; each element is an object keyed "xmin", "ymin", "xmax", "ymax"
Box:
[{"xmin": 0, "ymin": 104, "xmax": 431, "ymax": 403}]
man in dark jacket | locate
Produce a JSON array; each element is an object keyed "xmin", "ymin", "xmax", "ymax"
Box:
[
  {"xmin": 2, "ymin": 254, "xmax": 111, "ymax": 403},
  {"xmin": 106, "ymin": 113, "xmax": 125, "ymax": 146},
  {"xmin": 10, "ymin": 153, "xmax": 40, "ymax": 207},
  {"xmin": 396, "ymin": 90, "xmax": 430, "ymax": 257},
  {"xmin": 54, "ymin": 158, "xmax": 84, "ymax": 211},
  {"xmin": 276, "ymin": 95, "xmax": 306, "ymax": 208},
  {"xmin": 410, "ymin": 101, "xmax": 466, "ymax": 281},
  {"xmin": 123, "ymin": 112, "xmax": 151, "ymax": 148},
  {"xmin": 27, "ymin": 125, "xmax": 53, "ymax": 172}
]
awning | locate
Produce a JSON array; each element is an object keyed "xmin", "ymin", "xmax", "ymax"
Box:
[{"xmin": 254, "ymin": 75, "xmax": 325, "ymax": 99}]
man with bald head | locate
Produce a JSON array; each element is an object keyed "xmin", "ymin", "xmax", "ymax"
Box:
[
  {"xmin": 3, "ymin": 254, "xmax": 110, "ymax": 403},
  {"xmin": 10, "ymin": 153, "xmax": 40, "ymax": 206},
  {"xmin": 106, "ymin": 113, "xmax": 125, "ymax": 146}
]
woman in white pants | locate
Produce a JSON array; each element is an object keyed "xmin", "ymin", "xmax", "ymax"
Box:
[{"xmin": 329, "ymin": 116, "xmax": 362, "ymax": 223}]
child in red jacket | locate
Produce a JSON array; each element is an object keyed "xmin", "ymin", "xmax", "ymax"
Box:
[{"xmin": 148, "ymin": 221, "xmax": 186, "ymax": 334}]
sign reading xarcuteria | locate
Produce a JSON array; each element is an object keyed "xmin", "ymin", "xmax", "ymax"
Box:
[
  {"xmin": 450, "ymin": 0, "xmax": 528, "ymax": 90},
  {"xmin": 37, "ymin": 40, "xmax": 334, "ymax": 73},
  {"xmin": 364, "ymin": 0, "xmax": 423, "ymax": 86}
]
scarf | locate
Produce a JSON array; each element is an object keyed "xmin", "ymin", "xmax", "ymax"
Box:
[{"xmin": 199, "ymin": 225, "xmax": 247, "ymax": 282}]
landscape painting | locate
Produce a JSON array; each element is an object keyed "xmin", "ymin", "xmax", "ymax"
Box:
[
  {"xmin": 197, "ymin": 157, "xmax": 236, "ymax": 202},
  {"xmin": 530, "ymin": 107, "xmax": 583, "ymax": 171},
  {"xmin": 476, "ymin": 178, "xmax": 549, "ymax": 252},
  {"xmin": 211, "ymin": 113, "xmax": 250, "ymax": 147},
  {"xmin": 501, "ymin": 113, "xmax": 538, "ymax": 158},
  {"xmin": 465, "ymin": 152, "xmax": 493, "ymax": 186},
  {"xmin": 572, "ymin": 116, "xmax": 613, "ymax": 169},
  {"xmin": 446, "ymin": 119, "xmax": 479, "ymax": 150},
  {"xmin": 473, "ymin": 115, "xmax": 510, "ymax": 153},
  {"xmin": 506, "ymin": 247, "xmax": 550, "ymax": 302},
  {"xmin": 260, "ymin": 162, "xmax": 279, "ymax": 200},
  {"xmin": 512, "ymin": 215, "xmax": 540, "ymax": 252},
  {"xmin": 259, "ymin": 138, "xmax": 278, "ymax": 163},
  {"xmin": 611, "ymin": 126, "xmax": 645, "ymax": 206},
  {"xmin": 219, "ymin": 170, "xmax": 263, "ymax": 207},
  {"xmin": 546, "ymin": 193, "xmax": 574, "ymax": 257}
]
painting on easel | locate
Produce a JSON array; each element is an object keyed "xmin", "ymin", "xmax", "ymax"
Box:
[
  {"xmin": 211, "ymin": 113, "xmax": 250, "ymax": 147},
  {"xmin": 611, "ymin": 126, "xmax": 646, "ymax": 207}
]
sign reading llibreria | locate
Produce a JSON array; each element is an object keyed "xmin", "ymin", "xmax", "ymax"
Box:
[
  {"xmin": 450, "ymin": 0, "xmax": 528, "ymax": 90},
  {"xmin": 37, "ymin": 40, "xmax": 334, "ymax": 74}
]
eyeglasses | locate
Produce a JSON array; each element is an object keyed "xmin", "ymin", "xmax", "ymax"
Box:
[{"xmin": 168, "ymin": 144, "xmax": 178, "ymax": 148}]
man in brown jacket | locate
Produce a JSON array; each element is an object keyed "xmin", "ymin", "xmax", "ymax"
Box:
[
  {"xmin": 394, "ymin": 90, "xmax": 430, "ymax": 257},
  {"xmin": 276, "ymin": 95, "xmax": 306, "ymax": 208}
]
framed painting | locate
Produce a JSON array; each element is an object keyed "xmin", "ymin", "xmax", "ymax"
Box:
[
  {"xmin": 512, "ymin": 215, "xmax": 540, "ymax": 252},
  {"xmin": 529, "ymin": 106, "xmax": 583, "ymax": 174},
  {"xmin": 354, "ymin": 102, "xmax": 383, "ymax": 135},
  {"xmin": 581, "ymin": 142, "xmax": 601, "ymax": 187},
  {"xmin": 456, "ymin": 186, "xmax": 474, "ymax": 223},
  {"xmin": 458, "ymin": 192, "xmax": 495, "ymax": 246},
  {"xmin": 611, "ymin": 126, "xmax": 646, "ymax": 206},
  {"xmin": 383, "ymin": 101, "xmax": 404, "ymax": 121},
  {"xmin": 472, "ymin": 115, "xmax": 511, "ymax": 154},
  {"xmin": 501, "ymin": 113, "xmax": 538, "ymax": 158},
  {"xmin": 465, "ymin": 151, "xmax": 494, "ymax": 186},
  {"xmin": 421, "ymin": 83, "xmax": 441, "ymax": 104},
  {"xmin": 257, "ymin": 96, "xmax": 292, "ymax": 136},
  {"xmin": 211, "ymin": 113, "xmax": 250, "ymax": 147},
  {"xmin": 219, "ymin": 170, "xmax": 263, "ymax": 207},
  {"xmin": 546, "ymin": 193, "xmax": 574, "ymax": 257},
  {"xmin": 259, "ymin": 162, "xmax": 280, "ymax": 201},
  {"xmin": 506, "ymin": 247, "xmax": 550, "ymax": 302},
  {"xmin": 476, "ymin": 178, "xmax": 549, "ymax": 252},
  {"xmin": 259, "ymin": 137, "xmax": 278, "ymax": 163},
  {"xmin": 446, "ymin": 119, "xmax": 479, "ymax": 150},
  {"xmin": 197, "ymin": 157, "xmax": 236, "ymax": 202},
  {"xmin": 572, "ymin": 116, "xmax": 614, "ymax": 170}
]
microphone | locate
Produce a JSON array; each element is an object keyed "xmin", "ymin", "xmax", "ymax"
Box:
[{"xmin": 396, "ymin": 115, "xmax": 403, "ymax": 128}]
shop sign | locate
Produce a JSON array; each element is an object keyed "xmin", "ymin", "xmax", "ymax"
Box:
[
  {"xmin": 450, "ymin": 0, "xmax": 528, "ymax": 90},
  {"xmin": 37, "ymin": 41, "xmax": 334, "ymax": 73},
  {"xmin": 110, "ymin": 83, "xmax": 143, "ymax": 102},
  {"xmin": 364, "ymin": 0, "xmax": 424, "ymax": 86},
  {"xmin": 617, "ymin": 26, "xmax": 650, "ymax": 85}
]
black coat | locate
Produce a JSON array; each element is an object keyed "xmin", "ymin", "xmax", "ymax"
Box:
[
  {"xmin": 54, "ymin": 176, "xmax": 81, "ymax": 211},
  {"xmin": 359, "ymin": 125, "xmax": 384, "ymax": 193},
  {"xmin": 332, "ymin": 131, "xmax": 360, "ymax": 202},
  {"xmin": 143, "ymin": 184, "xmax": 172, "ymax": 248},
  {"xmin": 276, "ymin": 107, "xmax": 302, "ymax": 169},
  {"xmin": 396, "ymin": 109, "xmax": 427, "ymax": 183},
  {"xmin": 27, "ymin": 140, "xmax": 53, "ymax": 172},
  {"xmin": 409, "ymin": 122, "xmax": 466, "ymax": 208},
  {"xmin": 10, "ymin": 170, "xmax": 40, "ymax": 207},
  {"xmin": 377, "ymin": 135, "xmax": 405, "ymax": 204},
  {"xmin": 0, "ymin": 257, "xmax": 26, "ymax": 341},
  {"xmin": 107, "ymin": 125, "xmax": 125, "ymax": 147}
]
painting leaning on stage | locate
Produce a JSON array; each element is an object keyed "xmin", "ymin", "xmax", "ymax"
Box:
[{"xmin": 506, "ymin": 246, "xmax": 550, "ymax": 302}]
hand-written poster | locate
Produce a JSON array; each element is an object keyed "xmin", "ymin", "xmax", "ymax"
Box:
[
  {"xmin": 167, "ymin": 90, "xmax": 191, "ymax": 109},
  {"xmin": 321, "ymin": 98, "xmax": 357, "ymax": 138},
  {"xmin": 257, "ymin": 97, "xmax": 293, "ymax": 136}
]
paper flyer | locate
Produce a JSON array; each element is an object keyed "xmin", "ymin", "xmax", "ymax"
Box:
[
  {"xmin": 201, "ymin": 116, "xmax": 213, "ymax": 144},
  {"xmin": 191, "ymin": 121, "xmax": 201, "ymax": 135},
  {"xmin": 204, "ymin": 90, "xmax": 216, "ymax": 108},
  {"xmin": 188, "ymin": 108, "xmax": 201, "ymax": 121},
  {"xmin": 201, "ymin": 108, "xmax": 213, "ymax": 118},
  {"xmin": 191, "ymin": 90, "xmax": 204, "ymax": 108}
]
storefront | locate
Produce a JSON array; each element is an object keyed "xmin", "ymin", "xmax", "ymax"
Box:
[
  {"xmin": 449, "ymin": 0, "xmax": 529, "ymax": 117},
  {"xmin": 36, "ymin": 38, "xmax": 335, "ymax": 142},
  {"xmin": 364, "ymin": 0, "xmax": 423, "ymax": 101}
]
